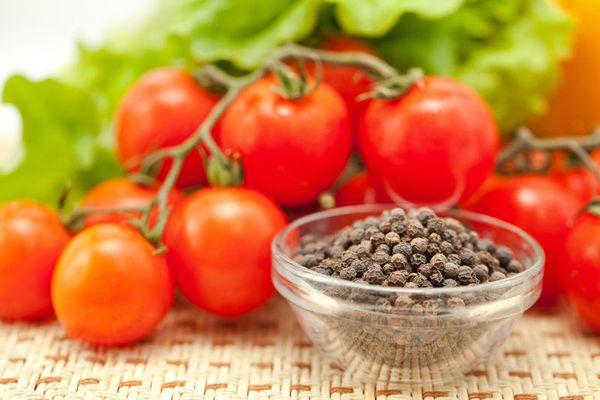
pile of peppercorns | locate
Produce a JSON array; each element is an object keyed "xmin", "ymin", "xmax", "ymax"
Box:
[{"xmin": 294, "ymin": 207, "xmax": 524, "ymax": 288}]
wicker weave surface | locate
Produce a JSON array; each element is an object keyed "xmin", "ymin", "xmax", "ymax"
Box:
[{"xmin": 0, "ymin": 297, "xmax": 598, "ymax": 400}]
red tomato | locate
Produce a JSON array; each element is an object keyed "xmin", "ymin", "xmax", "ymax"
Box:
[
  {"xmin": 319, "ymin": 37, "xmax": 376, "ymax": 130},
  {"xmin": 0, "ymin": 201, "xmax": 71, "ymax": 320},
  {"xmin": 359, "ymin": 76, "xmax": 499, "ymax": 207},
  {"xmin": 466, "ymin": 175, "xmax": 580, "ymax": 307},
  {"xmin": 81, "ymin": 178, "xmax": 183, "ymax": 228},
  {"xmin": 335, "ymin": 172, "xmax": 390, "ymax": 207},
  {"xmin": 164, "ymin": 188, "xmax": 287, "ymax": 316},
  {"xmin": 52, "ymin": 224, "xmax": 173, "ymax": 345},
  {"xmin": 115, "ymin": 67, "xmax": 218, "ymax": 188},
  {"xmin": 218, "ymin": 76, "xmax": 352, "ymax": 207},
  {"xmin": 549, "ymin": 168, "xmax": 598, "ymax": 206},
  {"xmin": 559, "ymin": 208, "xmax": 600, "ymax": 331}
]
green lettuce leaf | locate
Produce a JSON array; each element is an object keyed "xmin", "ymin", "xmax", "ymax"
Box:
[
  {"xmin": 331, "ymin": 0, "xmax": 465, "ymax": 37},
  {"xmin": 0, "ymin": 0, "xmax": 572, "ymax": 207},
  {"xmin": 1, "ymin": 76, "xmax": 121, "ymax": 208},
  {"xmin": 371, "ymin": 0, "xmax": 573, "ymax": 131}
]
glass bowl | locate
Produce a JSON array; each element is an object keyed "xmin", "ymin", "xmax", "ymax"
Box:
[{"xmin": 272, "ymin": 204, "xmax": 544, "ymax": 384}]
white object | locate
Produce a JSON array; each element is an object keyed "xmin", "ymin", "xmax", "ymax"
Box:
[{"xmin": 0, "ymin": 0, "xmax": 150, "ymax": 168}]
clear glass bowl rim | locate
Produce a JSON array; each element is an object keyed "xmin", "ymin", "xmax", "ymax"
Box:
[{"xmin": 272, "ymin": 204, "xmax": 545, "ymax": 297}]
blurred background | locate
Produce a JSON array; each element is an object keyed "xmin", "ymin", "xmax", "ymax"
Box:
[{"xmin": 0, "ymin": 0, "xmax": 149, "ymax": 165}]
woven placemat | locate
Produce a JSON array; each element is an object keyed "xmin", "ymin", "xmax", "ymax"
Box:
[{"xmin": 0, "ymin": 296, "xmax": 598, "ymax": 400}]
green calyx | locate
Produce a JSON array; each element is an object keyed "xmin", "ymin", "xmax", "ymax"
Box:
[
  {"xmin": 271, "ymin": 60, "xmax": 320, "ymax": 100},
  {"xmin": 360, "ymin": 68, "xmax": 423, "ymax": 101},
  {"xmin": 206, "ymin": 153, "xmax": 244, "ymax": 187},
  {"xmin": 588, "ymin": 198, "xmax": 600, "ymax": 218}
]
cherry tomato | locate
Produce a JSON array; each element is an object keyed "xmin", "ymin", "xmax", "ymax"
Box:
[
  {"xmin": 319, "ymin": 37, "xmax": 376, "ymax": 130},
  {"xmin": 115, "ymin": 67, "xmax": 218, "ymax": 188},
  {"xmin": 546, "ymin": 150, "xmax": 600, "ymax": 206},
  {"xmin": 559, "ymin": 208, "xmax": 600, "ymax": 331},
  {"xmin": 52, "ymin": 224, "xmax": 173, "ymax": 346},
  {"xmin": 335, "ymin": 172, "xmax": 390, "ymax": 207},
  {"xmin": 359, "ymin": 76, "xmax": 499, "ymax": 207},
  {"xmin": 0, "ymin": 201, "xmax": 70, "ymax": 320},
  {"xmin": 466, "ymin": 175, "xmax": 580, "ymax": 307},
  {"xmin": 218, "ymin": 76, "xmax": 352, "ymax": 207},
  {"xmin": 549, "ymin": 168, "xmax": 598, "ymax": 206},
  {"xmin": 164, "ymin": 188, "xmax": 287, "ymax": 316},
  {"xmin": 81, "ymin": 178, "xmax": 184, "ymax": 228}
]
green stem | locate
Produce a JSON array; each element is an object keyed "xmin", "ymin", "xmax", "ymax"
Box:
[
  {"xmin": 64, "ymin": 206, "xmax": 147, "ymax": 232},
  {"xmin": 128, "ymin": 44, "xmax": 403, "ymax": 246},
  {"xmin": 497, "ymin": 127, "xmax": 600, "ymax": 182}
]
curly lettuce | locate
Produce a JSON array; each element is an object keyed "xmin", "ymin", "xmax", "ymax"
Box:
[{"xmin": 1, "ymin": 0, "xmax": 572, "ymax": 205}]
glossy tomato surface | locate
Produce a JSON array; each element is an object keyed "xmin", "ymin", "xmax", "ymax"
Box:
[
  {"xmin": 467, "ymin": 175, "xmax": 580, "ymax": 307},
  {"xmin": 81, "ymin": 178, "xmax": 183, "ymax": 228},
  {"xmin": 359, "ymin": 77, "xmax": 499, "ymax": 207},
  {"xmin": 335, "ymin": 172, "xmax": 390, "ymax": 207},
  {"xmin": 218, "ymin": 76, "xmax": 352, "ymax": 207},
  {"xmin": 165, "ymin": 188, "xmax": 287, "ymax": 316},
  {"xmin": 0, "ymin": 201, "xmax": 71, "ymax": 320},
  {"xmin": 115, "ymin": 67, "xmax": 218, "ymax": 188},
  {"xmin": 559, "ymin": 210, "xmax": 600, "ymax": 331},
  {"xmin": 52, "ymin": 224, "xmax": 173, "ymax": 345},
  {"xmin": 549, "ymin": 168, "xmax": 598, "ymax": 206},
  {"xmin": 319, "ymin": 37, "xmax": 376, "ymax": 128}
]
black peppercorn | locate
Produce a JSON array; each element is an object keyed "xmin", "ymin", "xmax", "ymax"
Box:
[
  {"xmin": 339, "ymin": 266, "xmax": 357, "ymax": 280},
  {"xmin": 350, "ymin": 228, "xmax": 364, "ymax": 243},
  {"xmin": 430, "ymin": 253, "xmax": 447, "ymax": 270},
  {"xmin": 507, "ymin": 259, "xmax": 524, "ymax": 273},
  {"xmin": 472, "ymin": 264, "xmax": 489, "ymax": 282},
  {"xmin": 372, "ymin": 251, "xmax": 390, "ymax": 265},
  {"xmin": 410, "ymin": 253, "xmax": 427, "ymax": 267},
  {"xmin": 495, "ymin": 246, "xmax": 513, "ymax": 267},
  {"xmin": 294, "ymin": 207, "xmax": 522, "ymax": 290},
  {"xmin": 417, "ymin": 263, "xmax": 433, "ymax": 278},
  {"xmin": 416, "ymin": 208, "xmax": 436, "ymax": 224},
  {"xmin": 443, "ymin": 262, "xmax": 460, "ymax": 279},
  {"xmin": 364, "ymin": 266, "xmax": 386, "ymax": 284},
  {"xmin": 393, "ymin": 242, "xmax": 412, "ymax": 258},
  {"xmin": 385, "ymin": 232, "xmax": 401, "ymax": 246},
  {"xmin": 410, "ymin": 237, "xmax": 428, "ymax": 253},
  {"xmin": 457, "ymin": 266, "xmax": 477, "ymax": 285},
  {"xmin": 376, "ymin": 243, "xmax": 390, "ymax": 254},
  {"xmin": 349, "ymin": 259, "xmax": 368, "ymax": 275},
  {"xmin": 489, "ymin": 271, "xmax": 506, "ymax": 282},
  {"xmin": 386, "ymin": 270, "xmax": 408, "ymax": 287},
  {"xmin": 443, "ymin": 278, "xmax": 459, "ymax": 287},
  {"xmin": 430, "ymin": 271, "xmax": 444, "ymax": 287}
]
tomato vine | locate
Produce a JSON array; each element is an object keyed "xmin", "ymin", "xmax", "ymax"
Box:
[{"xmin": 64, "ymin": 44, "xmax": 600, "ymax": 251}]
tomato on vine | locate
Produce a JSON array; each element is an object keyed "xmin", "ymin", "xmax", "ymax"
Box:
[
  {"xmin": 559, "ymin": 204, "xmax": 600, "ymax": 331},
  {"xmin": 164, "ymin": 188, "xmax": 287, "ymax": 317},
  {"xmin": 466, "ymin": 175, "xmax": 580, "ymax": 307},
  {"xmin": 0, "ymin": 201, "xmax": 71, "ymax": 321},
  {"xmin": 335, "ymin": 172, "xmax": 390, "ymax": 207},
  {"xmin": 52, "ymin": 224, "xmax": 173, "ymax": 345},
  {"xmin": 548, "ymin": 168, "xmax": 598, "ymax": 206},
  {"xmin": 319, "ymin": 37, "xmax": 376, "ymax": 130},
  {"xmin": 218, "ymin": 75, "xmax": 353, "ymax": 207},
  {"xmin": 359, "ymin": 76, "xmax": 499, "ymax": 207},
  {"xmin": 80, "ymin": 178, "xmax": 183, "ymax": 228},
  {"xmin": 115, "ymin": 67, "xmax": 218, "ymax": 188}
]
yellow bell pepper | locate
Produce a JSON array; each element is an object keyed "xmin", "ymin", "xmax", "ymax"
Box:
[{"xmin": 531, "ymin": 0, "xmax": 600, "ymax": 136}]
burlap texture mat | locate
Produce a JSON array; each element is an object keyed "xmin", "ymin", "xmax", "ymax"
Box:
[{"xmin": 0, "ymin": 297, "xmax": 598, "ymax": 400}]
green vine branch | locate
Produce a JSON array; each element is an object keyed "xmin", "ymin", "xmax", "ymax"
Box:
[
  {"xmin": 497, "ymin": 126, "xmax": 600, "ymax": 182},
  {"xmin": 66, "ymin": 42, "xmax": 600, "ymax": 248},
  {"xmin": 127, "ymin": 43, "xmax": 407, "ymax": 247}
]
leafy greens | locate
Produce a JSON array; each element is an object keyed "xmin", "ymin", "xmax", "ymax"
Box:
[{"xmin": 1, "ymin": 0, "xmax": 572, "ymax": 206}]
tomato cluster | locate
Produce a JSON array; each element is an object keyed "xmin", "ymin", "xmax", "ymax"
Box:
[{"xmin": 0, "ymin": 37, "xmax": 598, "ymax": 346}]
